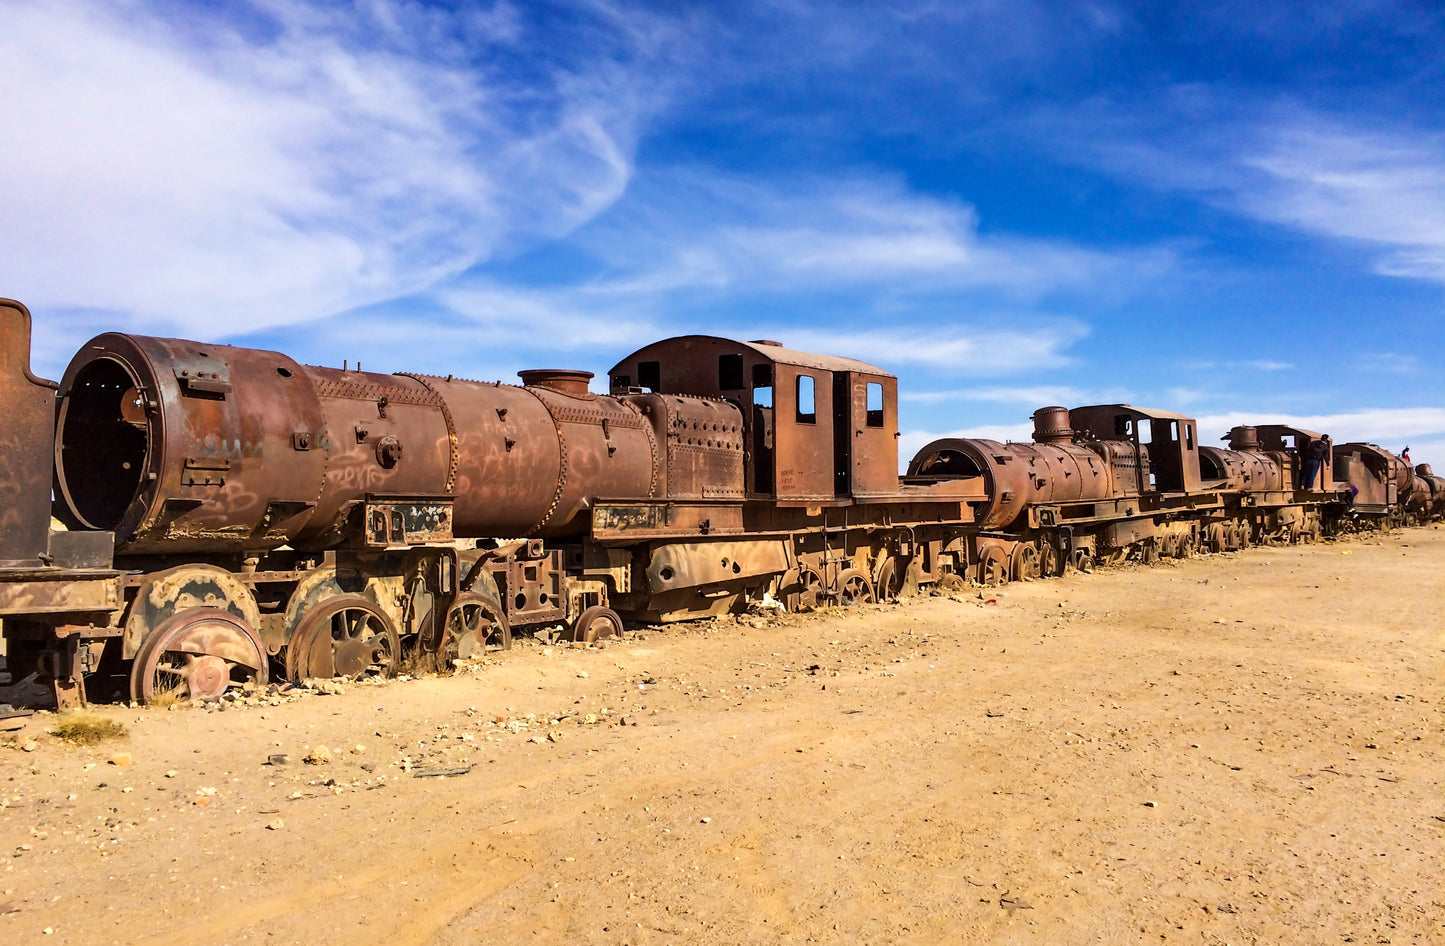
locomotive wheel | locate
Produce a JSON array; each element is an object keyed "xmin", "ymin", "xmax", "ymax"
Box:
[
  {"xmin": 1207, "ymin": 524, "xmax": 1226, "ymax": 554},
  {"xmin": 440, "ymin": 593, "xmax": 511, "ymax": 661},
  {"xmin": 1069, "ymin": 548, "xmax": 1094, "ymax": 573},
  {"xmin": 933, "ymin": 572, "xmax": 967, "ymax": 593},
  {"xmin": 835, "ymin": 569, "xmax": 875, "ymax": 605},
  {"xmin": 129, "ymin": 608, "xmax": 268, "ymax": 704},
  {"xmin": 1010, "ymin": 543, "xmax": 1041, "ymax": 581},
  {"xmin": 793, "ymin": 569, "xmax": 825, "ymax": 610},
  {"xmin": 977, "ymin": 547, "xmax": 1009, "ymax": 587},
  {"xmin": 872, "ymin": 557, "xmax": 904, "ymax": 601},
  {"xmin": 1180, "ymin": 532, "xmax": 1198, "ymax": 558},
  {"xmin": 1038, "ymin": 542, "xmax": 1060, "ymax": 577},
  {"xmin": 286, "ymin": 595, "xmax": 399, "ymax": 682},
  {"xmin": 570, "ymin": 606, "xmax": 624, "ymax": 644}
]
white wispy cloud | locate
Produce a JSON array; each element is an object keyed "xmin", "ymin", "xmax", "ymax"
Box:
[
  {"xmin": 901, "ymin": 385, "xmax": 1088, "ymax": 405},
  {"xmin": 0, "ymin": 0, "xmax": 655, "ymax": 337},
  {"xmin": 777, "ymin": 320, "xmax": 1090, "ymax": 374},
  {"xmin": 1194, "ymin": 407, "xmax": 1445, "ymax": 447},
  {"xmin": 575, "ymin": 171, "xmax": 1179, "ymax": 300},
  {"xmin": 1059, "ymin": 95, "xmax": 1445, "ymax": 287},
  {"xmin": 1235, "ymin": 123, "xmax": 1445, "ymax": 282},
  {"xmin": 1354, "ymin": 352, "xmax": 1420, "ymax": 374}
]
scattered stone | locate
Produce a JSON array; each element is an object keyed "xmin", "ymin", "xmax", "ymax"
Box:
[
  {"xmin": 110, "ymin": 753, "xmax": 133, "ymax": 767},
  {"xmin": 576, "ymin": 671, "xmax": 589, "ymax": 679},
  {"xmin": 20, "ymin": 740, "xmax": 37, "ymax": 753},
  {"xmin": 304, "ymin": 746, "xmax": 333, "ymax": 765},
  {"xmin": 266, "ymin": 818, "xmax": 285, "ymax": 831},
  {"xmin": 1143, "ymin": 800, "xmax": 1157, "ymax": 808},
  {"xmin": 352, "ymin": 744, "xmax": 366, "ymax": 755},
  {"xmin": 546, "ymin": 730, "xmax": 565, "ymax": 743},
  {"xmin": 266, "ymin": 754, "xmax": 290, "ymax": 766},
  {"xmin": 164, "ymin": 770, "xmax": 178, "ymax": 779},
  {"xmin": 700, "ymin": 817, "xmax": 711, "ymax": 824},
  {"xmin": 413, "ymin": 765, "xmax": 473, "ymax": 779}
]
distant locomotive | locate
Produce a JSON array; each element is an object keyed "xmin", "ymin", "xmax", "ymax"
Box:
[{"xmin": 0, "ymin": 298, "xmax": 1431, "ymax": 707}]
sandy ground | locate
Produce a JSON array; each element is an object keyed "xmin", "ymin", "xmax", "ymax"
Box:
[{"xmin": 1, "ymin": 526, "xmax": 1442, "ymax": 945}]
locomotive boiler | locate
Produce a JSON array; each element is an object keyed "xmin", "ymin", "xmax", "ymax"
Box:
[{"xmin": 54, "ymin": 333, "xmax": 683, "ymax": 552}]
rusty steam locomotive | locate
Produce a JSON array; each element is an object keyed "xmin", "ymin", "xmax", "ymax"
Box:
[{"xmin": 0, "ymin": 298, "xmax": 1437, "ymax": 707}]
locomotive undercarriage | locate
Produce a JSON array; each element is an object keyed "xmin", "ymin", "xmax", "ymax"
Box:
[{"xmin": 1, "ymin": 486, "xmax": 1401, "ymax": 708}]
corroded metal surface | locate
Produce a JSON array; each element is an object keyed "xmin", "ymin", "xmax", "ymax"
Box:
[
  {"xmin": 53, "ymin": 334, "xmax": 673, "ymax": 551},
  {"xmin": 0, "ymin": 299, "xmax": 58, "ymax": 567}
]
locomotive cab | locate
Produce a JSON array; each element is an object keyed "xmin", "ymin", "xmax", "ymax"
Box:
[
  {"xmin": 1332, "ymin": 443, "xmax": 1408, "ymax": 515},
  {"xmin": 609, "ymin": 336, "xmax": 897, "ymax": 503},
  {"xmin": 1069, "ymin": 405, "xmax": 1202, "ymax": 494},
  {"xmin": 1252, "ymin": 425, "xmax": 1332, "ymax": 491}
]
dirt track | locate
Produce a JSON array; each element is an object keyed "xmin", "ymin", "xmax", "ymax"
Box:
[{"xmin": 2, "ymin": 527, "xmax": 1443, "ymax": 945}]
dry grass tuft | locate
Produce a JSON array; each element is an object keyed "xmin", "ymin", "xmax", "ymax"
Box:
[
  {"xmin": 148, "ymin": 689, "xmax": 183, "ymax": 709},
  {"xmin": 51, "ymin": 712, "xmax": 128, "ymax": 746}
]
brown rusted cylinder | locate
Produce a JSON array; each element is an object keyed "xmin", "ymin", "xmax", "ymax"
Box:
[
  {"xmin": 1417, "ymin": 463, "xmax": 1435, "ymax": 477},
  {"xmin": 1407, "ymin": 475, "xmax": 1431, "ymax": 515},
  {"xmin": 1198, "ymin": 446, "xmax": 1287, "ymax": 491},
  {"xmin": 907, "ymin": 438, "xmax": 1115, "ymax": 530},
  {"xmin": 54, "ymin": 334, "xmax": 662, "ymax": 553},
  {"xmin": 517, "ymin": 369, "xmax": 594, "ymax": 398},
  {"xmin": 1226, "ymin": 426, "xmax": 1260, "ymax": 451},
  {"xmin": 1031, "ymin": 406, "xmax": 1073, "ymax": 444}
]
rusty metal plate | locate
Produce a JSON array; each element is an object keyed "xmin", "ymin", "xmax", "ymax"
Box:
[
  {"xmin": 0, "ymin": 299, "xmax": 58, "ymax": 567},
  {"xmin": 0, "ymin": 573, "xmax": 123, "ymax": 615}
]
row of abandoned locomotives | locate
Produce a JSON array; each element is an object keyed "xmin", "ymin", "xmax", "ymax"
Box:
[{"xmin": 0, "ymin": 298, "xmax": 1432, "ymax": 707}]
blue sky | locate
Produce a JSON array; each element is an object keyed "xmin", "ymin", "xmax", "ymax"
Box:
[{"xmin": 3, "ymin": 0, "xmax": 1443, "ymax": 466}]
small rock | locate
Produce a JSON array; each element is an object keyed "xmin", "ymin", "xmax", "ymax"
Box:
[
  {"xmin": 20, "ymin": 740, "xmax": 37, "ymax": 753},
  {"xmin": 266, "ymin": 818, "xmax": 285, "ymax": 831},
  {"xmin": 546, "ymin": 730, "xmax": 565, "ymax": 743},
  {"xmin": 351, "ymin": 744, "xmax": 366, "ymax": 755},
  {"xmin": 304, "ymin": 746, "xmax": 333, "ymax": 765},
  {"xmin": 266, "ymin": 754, "xmax": 290, "ymax": 766},
  {"xmin": 1143, "ymin": 800, "xmax": 1157, "ymax": 808},
  {"xmin": 700, "ymin": 817, "xmax": 711, "ymax": 824},
  {"xmin": 164, "ymin": 770, "xmax": 178, "ymax": 779},
  {"xmin": 529, "ymin": 735, "xmax": 547, "ymax": 745},
  {"xmin": 576, "ymin": 671, "xmax": 589, "ymax": 679},
  {"xmin": 110, "ymin": 753, "xmax": 133, "ymax": 767}
]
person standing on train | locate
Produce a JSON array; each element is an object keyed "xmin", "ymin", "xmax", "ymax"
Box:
[{"xmin": 1301, "ymin": 435, "xmax": 1330, "ymax": 489}]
